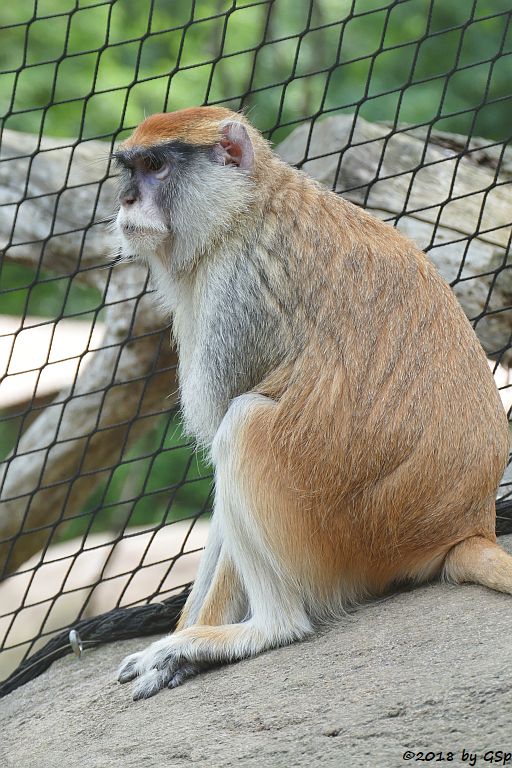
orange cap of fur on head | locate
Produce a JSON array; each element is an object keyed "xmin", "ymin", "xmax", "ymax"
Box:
[{"xmin": 121, "ymin": 106, "xmax": 243, "ymax": 148}]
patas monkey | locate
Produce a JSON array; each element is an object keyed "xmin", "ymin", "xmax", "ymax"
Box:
[{"xmin": 114, "ymin": 106, "xmax": 510, "ymax": 700}]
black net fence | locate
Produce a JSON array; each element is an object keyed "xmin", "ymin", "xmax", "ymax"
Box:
[{"xmin": 0, "ymin": 0, "xmax": 511, "ymax": 697}]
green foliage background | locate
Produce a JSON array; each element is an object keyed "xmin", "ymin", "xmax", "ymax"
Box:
[{"xmin": 0, "ymin": 0, "xmax": 510, "ymax": 539}]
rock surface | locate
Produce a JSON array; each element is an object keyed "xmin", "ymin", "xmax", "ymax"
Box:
[{"xmin": 2, "ymin": 535, "xmax": 512, "ymax": 768}]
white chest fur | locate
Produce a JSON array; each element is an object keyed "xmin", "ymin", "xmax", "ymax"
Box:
[{"xmin": 170, "ymin": 259, "xmax": 231, "ymax": 448}]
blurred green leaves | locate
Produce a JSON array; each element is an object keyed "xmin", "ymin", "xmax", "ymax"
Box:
[{"xmin": 0, "ymin": 0, "xmax": 509, "ymax": 142}]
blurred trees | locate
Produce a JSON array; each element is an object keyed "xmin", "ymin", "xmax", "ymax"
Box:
[{"xmin": 0, "ymin": 0, "xmax": 509, "ymax": 143}]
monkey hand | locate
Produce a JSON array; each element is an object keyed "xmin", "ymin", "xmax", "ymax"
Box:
[{"xmin": 117, "ymin": 633, "xmax": 209, "ymax": 699}]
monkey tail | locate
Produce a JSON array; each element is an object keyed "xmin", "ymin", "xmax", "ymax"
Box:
[{"xmin": 442, "ymin": 534, "xmax": 512, "ymax": 595}]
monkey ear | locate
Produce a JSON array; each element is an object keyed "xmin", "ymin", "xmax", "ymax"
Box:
[{"xmin": 214, "ymin": 120, "xmax": 255, "ymax": 172}]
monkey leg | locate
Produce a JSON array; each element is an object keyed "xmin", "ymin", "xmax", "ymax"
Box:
[
  {"xmin": 173, "ymin": 524, "xmax": 248, "ymax": 687},
  {"xmin": 118, "ymin": 514, "xmax": 248, "ymax": 694},
  {"xmin": 442, "ymin": 534, "xmax": 512, "ymax": 594},
  {"xmin": 175, "ymin": 512, "xmax": 247, "ymax": 631},
  {"xmin": 118, "ymin": 393, "xmax": 313, "ymax": 700},
  {"xmin": 118, "ymin": 553, "xmax": 248, "ymax": 695}
]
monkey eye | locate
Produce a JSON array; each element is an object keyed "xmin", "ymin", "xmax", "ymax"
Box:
[
  {"xmin": 153, "ymin": 162, "xmax": 170, "ymax": 180},
  {"xmin": 140, "ymin": 155, "xmax": 170, "ymax": 180}
]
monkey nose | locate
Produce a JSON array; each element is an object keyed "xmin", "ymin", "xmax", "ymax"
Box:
[{"xmin": 121, "ymin": 190, "xmax": 137, "ymax": 207}]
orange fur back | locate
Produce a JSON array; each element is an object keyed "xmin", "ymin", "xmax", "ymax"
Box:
[{"xmin": 245, "ymin": 177, "xmax": 509, "ymax": 598}]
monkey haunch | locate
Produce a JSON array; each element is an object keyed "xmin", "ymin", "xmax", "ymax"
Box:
[{"xmin": 114, "ymin": 107, "xmax": 510, "ymax": 700}]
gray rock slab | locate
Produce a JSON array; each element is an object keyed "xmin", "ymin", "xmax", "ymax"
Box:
[{"xmin": 2, "ymin": 536, "xmax": 512, "ymax": 768}]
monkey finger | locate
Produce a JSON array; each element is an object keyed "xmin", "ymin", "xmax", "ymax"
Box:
[
  {"xmin": 117, "ymin": 651, "xmax": 144, "ymax": 683},
  {"xmin": 167, "ymin": 661, "xmax": 202, "ymax": 689},
  {"xmin": 132, "ymin": 668, "xmax": 174, "ymax": 700}
]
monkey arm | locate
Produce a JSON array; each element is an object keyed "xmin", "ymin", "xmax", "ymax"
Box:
[{"xmin": 117, "ymin": 393, "xmax": 313, "ymax": 699}]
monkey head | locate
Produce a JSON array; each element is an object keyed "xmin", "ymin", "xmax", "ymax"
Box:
[{"xmin": 113, "ymin": 107, "xmax": 263, "ymax": 274}]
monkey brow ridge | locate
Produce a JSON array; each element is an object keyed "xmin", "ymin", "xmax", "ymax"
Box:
[{"xmin": 112, "ymin": 140, "xmax": 211, "ymax": 168}]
